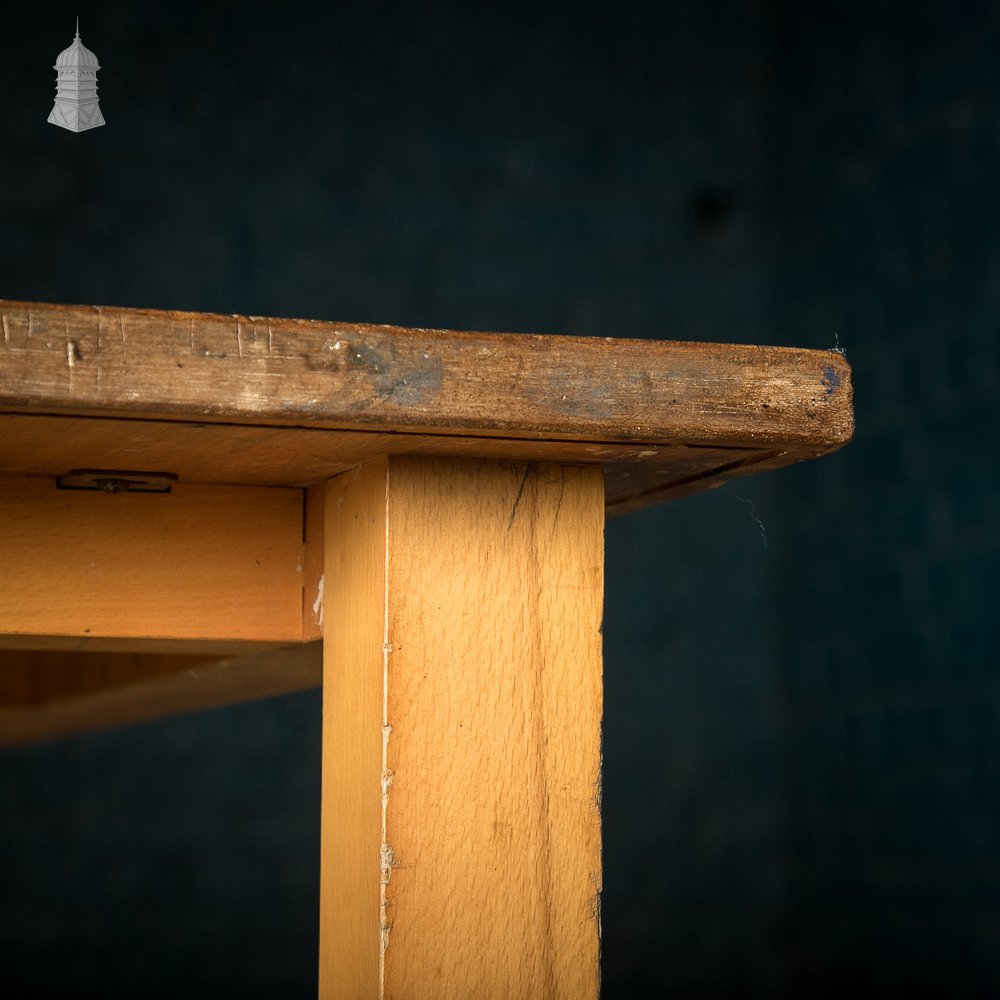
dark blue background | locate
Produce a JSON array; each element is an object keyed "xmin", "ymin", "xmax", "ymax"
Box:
[{"xmin": 2, "ymin": 1, "xmax": 997, "ymax": 995}]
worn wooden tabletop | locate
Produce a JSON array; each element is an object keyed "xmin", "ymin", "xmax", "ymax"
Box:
[{"xmin": 0, "ymin": 299, "xmax": 853, "ymax": 514}]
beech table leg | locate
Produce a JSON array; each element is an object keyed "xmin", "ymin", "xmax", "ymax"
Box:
[{"xmin": 318, "ymin": 455, "xmax": 604, "ymax": 999}]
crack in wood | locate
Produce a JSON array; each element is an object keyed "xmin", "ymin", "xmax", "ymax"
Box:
[{"xmin": 507, "ymin": 463, "xmax": 532, "ymax": 531}]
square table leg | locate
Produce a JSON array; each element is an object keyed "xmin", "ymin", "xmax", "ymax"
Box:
[{"xmin": 319, "ymin": 455, "xmax": 604, "ymax": 999}]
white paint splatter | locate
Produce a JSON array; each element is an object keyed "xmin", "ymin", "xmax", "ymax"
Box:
[{"xmin": 312, "ymin": 574, "xmax": 324, "ymax": 628}]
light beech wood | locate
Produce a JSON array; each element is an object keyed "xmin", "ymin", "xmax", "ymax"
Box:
[
  {"xmin": 0, "ymin": 477, "xmax": 305, "ymax": 644},
  {"xmin": 320, "ymin": 459, "xmax": 388, "ymax": 998},
  {"xmin": 320, "ymin": 456, "xmax": 603, "ymax": 999}
]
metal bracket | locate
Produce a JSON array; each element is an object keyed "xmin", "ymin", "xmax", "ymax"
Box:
[{"xmin": 56, "ymin": 470, "xmax": 178, "ymax": 495}]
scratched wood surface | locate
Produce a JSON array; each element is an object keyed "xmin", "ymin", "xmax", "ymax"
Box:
[
  {"xmin": 320, "ymin": 456, "xmax": 603, "ymax": 999},
  {"xmin": 0, "ymin": 300, "xmax": 853, "ymax": 512}
]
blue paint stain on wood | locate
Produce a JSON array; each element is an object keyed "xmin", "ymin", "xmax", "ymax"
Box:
[{"xmin": 822, "ymin": 365, "xmax": 842, "ymax": 395}]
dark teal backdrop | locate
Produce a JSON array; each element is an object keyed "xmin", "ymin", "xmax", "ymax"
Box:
[{"xmin": 2, "ymin": 2, "xmax": 998, "ymax": 996}]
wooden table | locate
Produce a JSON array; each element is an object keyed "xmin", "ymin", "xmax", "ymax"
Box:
[{"xmin": 0, "ymin": 299, "xmax": 852, "ymax": 998}]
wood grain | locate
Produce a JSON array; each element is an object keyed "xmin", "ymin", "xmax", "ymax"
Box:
[
  {"xmin": 0, "ymin": 409, "xmax": 822, "ymax": 519},
  {"xmin": 0, "ymin": 477, "xmax": 305, "ymax": 644},
  {"xmin": 0, "ymin": 300, "xmax": 853, "ymax": 515},
  {"xmin": 320, "ymin": 459, "xmax": 387, "ymax": 998},
  {"xmin": 319, "ymin": 456, "xmax": 603, "ymax": 999},
  {"xmin": 0, "ymin": 298, "xmax": 852, "ymax": 453},
  {"xmin": 0, "ymin": 411, "xmax": 771, "ymax": 513}
]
